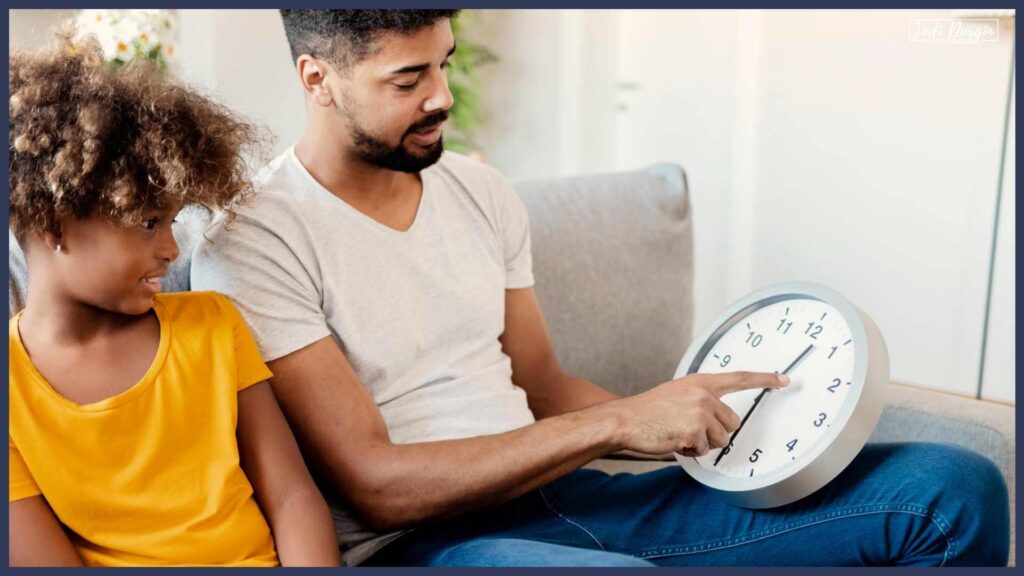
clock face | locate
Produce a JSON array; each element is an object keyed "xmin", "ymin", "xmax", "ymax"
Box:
[{"xmin": 692, "ymin": 297, "xmax": 856, "ymax": 480}]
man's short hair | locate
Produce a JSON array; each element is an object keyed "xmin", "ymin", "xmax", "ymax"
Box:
[{"xmin": 279, "ymin": 9, "xmax": 460, "ymax": 70}]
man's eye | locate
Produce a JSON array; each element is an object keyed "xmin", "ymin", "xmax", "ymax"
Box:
[
  {"xmin": 142, "ymin": 217, "xmax": 160, "ymax": 230},
  {"xmin": 395, "ymin": 82, "xmax": 418, "ymax": 91}
]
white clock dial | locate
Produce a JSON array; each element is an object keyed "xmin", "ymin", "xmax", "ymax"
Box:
[
  {"xmin": 674, "ymin": 282, "xmax": 888, "ymax": 509},
  {"xmin": 693, "ymin": 299, "xmax": 856, "ymax": 479}
]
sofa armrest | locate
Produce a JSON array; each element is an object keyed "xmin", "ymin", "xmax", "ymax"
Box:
[
  {"xmin": 872, "ymin": 382, "xmax": 1014, "ymax": 487},
  {"xmin": 873, "ymin": 382, "xmax": 1015, "ymax": 566}
]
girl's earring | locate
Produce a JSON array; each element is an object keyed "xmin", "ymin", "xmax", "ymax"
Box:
[{"xmin": 54, "ymin": 244, "xmax": 63, "ymax": 255}]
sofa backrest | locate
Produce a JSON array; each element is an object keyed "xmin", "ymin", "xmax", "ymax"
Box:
[
  {"xmin": 516, "ymin": 164, "xmax": 694, "ymax": 397},
  {"xmin": 9, "ymin": 229, "xmax": 27, "ymax": 318},
  {"xmin": 7, "ymin": 163, "xmax": 695, "ymax": 398}
]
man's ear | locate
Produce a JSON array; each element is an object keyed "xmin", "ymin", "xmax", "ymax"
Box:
[{"xmin": 297, "ymin": 55, "xmax": 335, "ymax": 108}]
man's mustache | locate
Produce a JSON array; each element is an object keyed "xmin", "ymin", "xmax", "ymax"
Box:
[{"xmin": 408, "ymin": 111, "xmax": 449, "ymax": 134}]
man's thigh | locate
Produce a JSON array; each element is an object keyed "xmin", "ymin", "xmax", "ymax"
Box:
[
  {"xmin": 539, "ymin": 442, "xmax": 1005, "ymax": 566},
  {"xmin": 364, "ymin": 489, "xmax": 620, "ymax": 566},
  {"xmin": 414, "ymin": 538, "xmax": 655, "ymax": 567}
]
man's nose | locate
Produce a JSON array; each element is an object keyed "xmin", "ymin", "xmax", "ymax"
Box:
[{"xmin": 424, "ymin": 74, "xmax": 454, "ymax": 113}]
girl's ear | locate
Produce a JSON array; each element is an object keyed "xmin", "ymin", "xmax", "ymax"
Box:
[{"xmin": 39, "ymin": 224, "xmax": 62, "ymax": 254}]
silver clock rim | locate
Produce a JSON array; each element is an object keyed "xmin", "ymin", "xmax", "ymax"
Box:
[{"xmin": 672, "ymin": 281, "xmax": 889, "ymax": 508}]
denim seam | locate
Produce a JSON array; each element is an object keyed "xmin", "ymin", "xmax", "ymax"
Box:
[
  {"xmin": 634, "ymin": 504, "xmax": 956, "ymax": 566},
  {"xmin": 631, "ymin": 502, "xmax": 947, "ymax": 551},
  {"xmin": 538, "ymin": 487, "xmax": 607, "ymax": 551}
]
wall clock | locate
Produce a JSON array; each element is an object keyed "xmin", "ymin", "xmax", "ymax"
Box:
[{"xmin": 674, "ymin": 282, "xmax": 889, "ymax": 508}]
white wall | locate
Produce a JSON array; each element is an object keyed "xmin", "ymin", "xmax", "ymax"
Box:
[
  {"xmin": 473, "ymin": 9, "xmax": 1016, "ymax": 400},
  {"xmin": 471, "ymin": 11, "xmax": 574, "ymax": 180},
  {"xmin": 747, "ymin": 11, "xmax": 1012, "ymax": 397},
  {"xmin": 9, "ymin": 9, "xmax": 73, "ymax": 51},
  {"xmin": 177, "ymin": 10, "xmax": 304, "ymax": 160},
  {"xmin": 473, "ymin": 10, "xmax": 624, "ymax": 179},
  {"xmin": 610, "ymin": 10, "xmax": 749, "ymax": 339},
  {"xmin": 982, "ymin": 67, "xmax": 1016, "ymax": 403}
]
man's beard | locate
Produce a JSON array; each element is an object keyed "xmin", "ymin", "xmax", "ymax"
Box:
[{"xmin": 346, "ymin": 110, "xmax": 448, "ymax": 173}]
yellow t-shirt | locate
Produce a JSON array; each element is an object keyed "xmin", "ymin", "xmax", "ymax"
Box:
[{"xmin": 9, "ymin": 291, "xmax": 279, "ymax": 567}]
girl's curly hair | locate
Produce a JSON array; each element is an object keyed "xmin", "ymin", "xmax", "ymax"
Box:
[{"xmin": 9, "ymin": 28, "xmax": 264, "ymax": 239}]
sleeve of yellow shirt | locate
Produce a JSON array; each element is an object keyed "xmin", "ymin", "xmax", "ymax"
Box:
[
  {"xmin": 219, "ymin": 294, "xmax": 274, "ymax": 392},
  {"xmin": 9, "ymin": 435, "xmax": 42, "ymax": 502}
]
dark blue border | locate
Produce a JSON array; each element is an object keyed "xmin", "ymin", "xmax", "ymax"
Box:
[
  {"xmin": 5, "ymin": 1, "xmax": 1023, "ymax": 8},
  {"xmin": 5, "ymin": 2, "xmax": 1019, "ymax": 574}
]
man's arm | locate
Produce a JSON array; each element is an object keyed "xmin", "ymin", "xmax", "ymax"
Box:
[
  {"xmin": 9, "ymin": 496, "xmax": 84, "ymax": 566},
  {"xmin": 267, "ymin": 334, "xmax": 784, "ymax": 533},
  {"xmin": 237, "ymin": 381, "xmax": 340, "ymax": 566},
  {"xmin": 266, "ymin": 338, "xmax": 623, "ymax": 533},
  {"xmin": 499, "ymin": 287, "xmax": 620, "ymax": 419}
]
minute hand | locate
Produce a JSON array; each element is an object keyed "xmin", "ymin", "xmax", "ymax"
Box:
[{"xmin": 713, "ymin": 343, "xmax": 816, "ymax": 467}]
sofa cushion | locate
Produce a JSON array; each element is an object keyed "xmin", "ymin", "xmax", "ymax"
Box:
[
  {"xmin": 515, "ymin": 164, "xmax": 693, "ymax": 397},
  {"xmin": 166, "ymin": 206, "xmax": 213, "ymax": 295},
  {"xmin": 8, "ymin": 230, "xmax": 27, "ymax": 318}
]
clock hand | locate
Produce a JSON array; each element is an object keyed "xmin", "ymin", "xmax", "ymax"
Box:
[
  {"xmin": 780, "ymin": 343, "xmax": 816, "ymax": 376},
  {"xmin": 713, "ymin": 386, "xmax": 770, "ymax": 466},
  {"xmin": 713, "ymin": 343, "xmax": 816, "ymax": 467}
]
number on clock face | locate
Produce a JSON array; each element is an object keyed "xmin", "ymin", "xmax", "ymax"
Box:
[{"xmin": 695, "ymin": 299, "xmax": 855, "ymax": 478}]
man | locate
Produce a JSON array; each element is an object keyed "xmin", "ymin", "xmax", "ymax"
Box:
[{"xmin": 191, "ymin": 9, "xmax": 1009, "ymax": 567}]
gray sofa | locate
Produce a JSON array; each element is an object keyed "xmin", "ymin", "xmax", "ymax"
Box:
[{"xmin": 7, "ymin": 162, "xmax": 1015, "ymax": 566}]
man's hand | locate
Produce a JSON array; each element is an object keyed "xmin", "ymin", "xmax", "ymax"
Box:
[{"xmin": 596, "ymin": 371, "xmax": 790, "ymax": 457}]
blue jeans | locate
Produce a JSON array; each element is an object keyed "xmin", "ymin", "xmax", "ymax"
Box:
[{"xmin": 364, "ymin": 443, "xmax": 1009, "ymax": 566}]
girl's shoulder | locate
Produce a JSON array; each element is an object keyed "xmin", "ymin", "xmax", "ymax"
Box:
[{"xmin": 153, "ymin": 291, "xmax": 240, "ymax": 330}]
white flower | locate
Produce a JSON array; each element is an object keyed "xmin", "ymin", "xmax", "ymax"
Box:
[
  {"xmin": 161, "ymin": 42, "xmax": 177, "ymax": 62},
  {"xmin": 73, "ymin": 10, "xmax": 116, "ymax": 59},
  {"xmin": 73, "ymin": 9, "xmax": 177, "ymax": 65},
  {"xmin": 113, "ymin": 17, "xmax": 140, "ymax": 45},
  {"xmin": 128, "ymin": 9, "xmax": 155, "ymax": 22},
  {"xmin": 135, "ymin": 30, "xmax": 159, "ymax": 53},
  {"xmin": 96, "ymin": 33, "xmax": 121, "ymax": 60},
  {"xmin": 73, "ymin": 10, "xmax": 107, "ymax": 41},
  {"xmin": 76, "ymin": 9, "xmax": 109, "ymax": 32}
]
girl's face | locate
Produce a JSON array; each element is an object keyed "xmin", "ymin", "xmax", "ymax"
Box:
[{"xmin": 53, "ymin": 201, "xmax": 182, "ymax": 316}]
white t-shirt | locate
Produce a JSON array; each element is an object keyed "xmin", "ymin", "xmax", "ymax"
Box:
[{"xmin": 191, "ymin": 148, "xmax": 538, "ymax": 564}]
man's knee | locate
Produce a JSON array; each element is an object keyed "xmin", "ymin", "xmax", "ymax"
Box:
[
  {"xmin": 949, "ymin": 448, "xmax": 1009, "ymax": 566},
  {"xmin": 902, "ymin": 443, "xmax": 1009, "ymax": 566}
]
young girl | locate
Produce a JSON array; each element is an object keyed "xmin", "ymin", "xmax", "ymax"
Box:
[{"xmin": 8, "ymin": 32, "xmax": 340, "ymax": 567}]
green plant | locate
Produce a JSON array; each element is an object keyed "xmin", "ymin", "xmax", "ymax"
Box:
[{"xmin": 446, "ymin": 11, "xmax": 497, "ymax": 153}]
